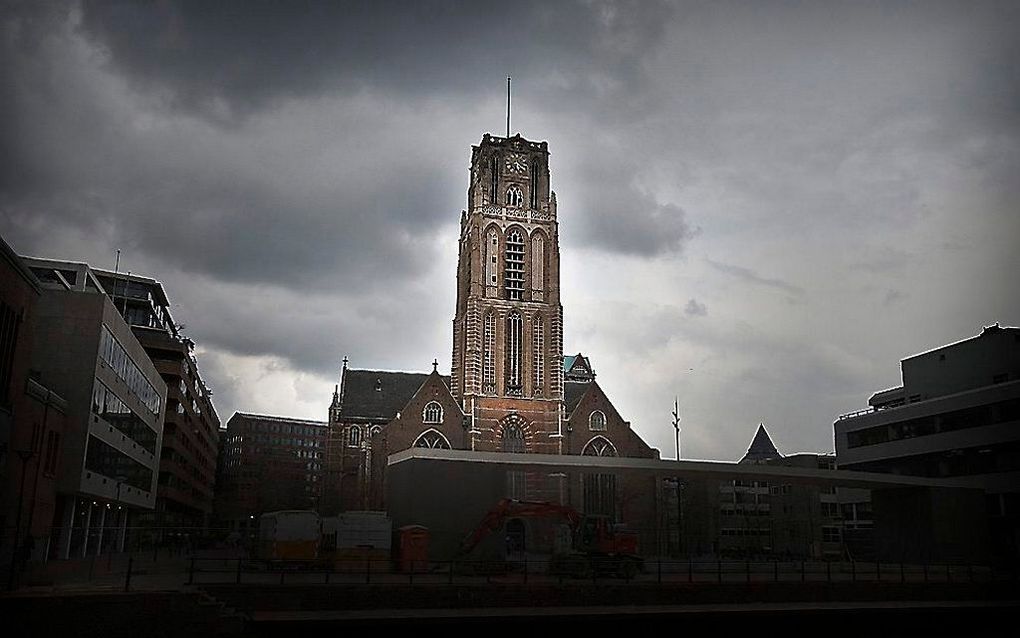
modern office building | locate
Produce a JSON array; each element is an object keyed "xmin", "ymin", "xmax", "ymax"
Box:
[
  {"xmin": 24, "ymin": 258, "xmax": 220, "ymax": 534},
  {"xmin": 28, "ymin": 279, "xmax": 166, "ymax": 559},
  {"xmin": 834, "ymin": 324, "xmax": 1020, "ymax": 560},
  {"xmin": 676, "ymin": 426, "xmax": 869, "ymax": 560},
  {"xmin": 216, "ymin": 412, "xmax": 326, "ymax": 534}
]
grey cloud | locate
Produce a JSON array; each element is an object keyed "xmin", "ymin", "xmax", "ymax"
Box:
[
  {"xmin": 566, "ymin": 154, "xmax": 698, "ymax": 256},
  {"xmin": 850, "ymin": 247, "xmax": 914, "ymax": 274},
  {"xmin": 684, "ymin": 298, "xmax": 707, "ymax": 317},
  {"xmin": 2, "ymin": 1, "xmax": 1017, "ymax": 460},
  {"xmin": 705, "ymin": 259, "xmax": 804, "ymax": 296},
  {"xmin": 884, "ymin": 289, "xmax": 906, "ymax": 306}
]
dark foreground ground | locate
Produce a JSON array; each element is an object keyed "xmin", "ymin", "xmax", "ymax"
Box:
[{"xmin": 2, "ymin": 581, "xmax": 1017, "ymax": 636}]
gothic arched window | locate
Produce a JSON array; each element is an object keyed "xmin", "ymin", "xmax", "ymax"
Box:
[
  {"xmin": 589, "ymin": 410, "xmax": 607, "ymax": 431},
  {"xmin": 423, "ymin": 401, "xmax": 443, "ymax": 424},
  {"xmin": 348, "ymin": 426, "xmax": 361, "ymax": 446},
  {"xmin": 414, "ymin": 428, "xmax": 451, "ymax": 449},
  {"xmin": 501, "ymin": 417, "xmax": 526, "ymax": 453},
  {"xmin": 506, "ymin": 311, "xmax": 523, "ymax": 395},
  {"xmin": 506, "ymin": 185, "xmax": 523, "ymax": 207},
  {"xmin": 482, "ymin": 313, "xmax": 496, "ymax": 393},
  {"xmin": 501, "ymin": 416, "xmax": 527, "ymax": 498},
  {"xmin": 530, "ymin": 159, "xmax": 540, "ymax": 208},
  {"xmin": 582, "ymin": 435, "xmax": 617, "ymax": 457},
  {"xmin": 505, "ymin": 229, "xmax": 524, "ymax": 300},
  {"xmin": 489, "ymin": 155, "xmax": 499, "ymax": 204},
  {"xmin": 532, "ymin": 314, "xmax": 545, "ymax": 396}
]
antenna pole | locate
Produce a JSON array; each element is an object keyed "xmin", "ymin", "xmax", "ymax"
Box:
[
  {"xmin": 113, "ymin": 249, "xmax": 121, "ymax": 311},
  {"xmin": 506, "ymin": 76, "xmax": 511, "ymax": 137}
]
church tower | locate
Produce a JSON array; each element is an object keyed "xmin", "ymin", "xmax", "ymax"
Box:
[{"xmin": 450, "ymin": 133, "xmax": 564, "ymax": 454}]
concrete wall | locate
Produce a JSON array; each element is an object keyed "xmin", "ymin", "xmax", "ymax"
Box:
[
  {"xmin": 872, "ymin": 486, "xmax": 989, "ymax": 564},
  {"xmin": 902, "ymin": 327, "xmax": 1019, "ymax": 400}
]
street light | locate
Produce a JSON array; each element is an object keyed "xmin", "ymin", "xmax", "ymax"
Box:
[
  {"xmin": 115, "ymin": 475, "xmax": 128, "ymax": 553},
  {"xmin": 672, "ymin": 397, "xmax": 681, "ymax": 461},
  {"xmin": 669, "ymin": 399, "xmax": 684, "ymax": 556}
]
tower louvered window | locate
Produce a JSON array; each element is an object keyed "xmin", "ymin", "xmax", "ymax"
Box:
[
  {"xmin": 531, "ymin": 234, "xmax": 544, "ymax": 293},
  {"xmin": 530, "ymin": 159, "xmax": 540, "ymax": 208},
  {"xmin": 532, "ymin": 315, "xmax": 544, "ymax": 396},
  {"xmin": 505, "ymin": 229, "xmax": 524, "ymax": 300},
  {"xmin": 483, "ymin": 313, "xmax": 496, "ymax": 394},
  {"xmin": 506, "ymin": 311, "xmax": 523, "ymax": 396},
  {"xmin": 489, "ymin": 155, "xmax": 498, "ymax": 204},
  {"xmin": 486, "ymin": 229, "xmax": 499, "ymax": 286}
]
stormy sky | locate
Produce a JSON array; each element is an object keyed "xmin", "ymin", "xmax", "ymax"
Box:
[{"xmin": 3, "ymin": 1, "xmax": 1018, "ymax": 461}]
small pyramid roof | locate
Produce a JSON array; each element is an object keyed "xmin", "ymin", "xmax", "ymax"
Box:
[{"xmin": 740, "ymin": 423, "xmax": 782, "ymax": 463}]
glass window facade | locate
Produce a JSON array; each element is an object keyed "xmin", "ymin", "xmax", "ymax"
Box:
[
  {"xmin": 91, "ymin": 379, "xmax": 159, "ymax": 454},
  {"xmin": 84, "ymin": 434, "xmax": 154, "ymax": 492},
  {"xmin": 99, "ymin": 325, "xmax": 162, "ymax": 416}
]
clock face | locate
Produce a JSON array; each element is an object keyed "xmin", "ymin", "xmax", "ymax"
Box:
[{"xmin": 505, "ymin": 153, "xmax": 528, "ymax": 174}]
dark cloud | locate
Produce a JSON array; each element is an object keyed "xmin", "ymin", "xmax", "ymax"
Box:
[
  {"xmin": 684, "ymin": 298, "xmax": 707, "ymax": 317},
  {"xmin": 78, "ymin": 0, "xmax": 676, "ymax": 124},
  {"xmin": 705, "ymin": 259, "xmax": 804, "ymax": 296}
]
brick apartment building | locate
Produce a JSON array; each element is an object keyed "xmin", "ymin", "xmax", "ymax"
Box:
[
  {"xmin": 0, "ymin": 237, "xmax": 67, "ymax": 568},
  {"xmin": 216, "ymin": 412, "xmax": 326, "ymax": 533}
]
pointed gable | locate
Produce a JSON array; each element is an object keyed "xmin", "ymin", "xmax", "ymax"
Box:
[
  {"xmin": 563, "ymin": 353, "xmax": 595, "ymax": 382},
  {"xmin": 338, "ymin": 369, "xmax": 449, "ymax": 423},
  {"xmin": 740, "ymin": 423, "xmax": 783, "ymax": 464}
]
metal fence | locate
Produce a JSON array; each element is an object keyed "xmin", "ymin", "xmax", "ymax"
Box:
[{"xmin": 13, "ymin": 554, "xmax": 1009, "ymax": 592}]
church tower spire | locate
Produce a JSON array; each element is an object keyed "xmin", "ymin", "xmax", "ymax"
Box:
[{"xmin": 450, "ymin": 133, "xmax": 564, "ymax": 454}]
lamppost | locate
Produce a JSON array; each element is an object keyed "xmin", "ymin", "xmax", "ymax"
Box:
[
  {"xmin": 7, "ymin": 448, "xmax": 36, "ymax": 591},
  {"xmin": 672, "ymin": 397, "xmax": 681, "ymax": 461},
  {"xmin": 671, "ymin": 399, "xmax": 683, "ymax": 556},
  {"xmin": 114, "ymin": 475, "xmax": 128, "ymax": 553}
]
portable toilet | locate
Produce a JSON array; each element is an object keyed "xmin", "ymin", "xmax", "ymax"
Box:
[{"xmin": 397, "ymin": 525, "xmax": 429, "ymax": 573}]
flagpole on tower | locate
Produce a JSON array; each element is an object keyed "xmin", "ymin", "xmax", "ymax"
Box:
[{"xmin": 506, "ymin": 76, "xmax": 511, "ymax": 137}]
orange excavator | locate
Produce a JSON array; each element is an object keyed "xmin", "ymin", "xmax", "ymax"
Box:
[{"xmin": 458, "ymin": 498, "xmax": 643, "ymax": 578}]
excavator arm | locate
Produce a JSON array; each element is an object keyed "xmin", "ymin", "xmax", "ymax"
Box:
[{"xmin": 458, "ymin": 498, "xmax": 582, "ymax": 557}]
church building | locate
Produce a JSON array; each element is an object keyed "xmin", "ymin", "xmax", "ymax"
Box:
[{"xmin": 325, "ymin": 133, "xmax": 657, "ymax": 514}]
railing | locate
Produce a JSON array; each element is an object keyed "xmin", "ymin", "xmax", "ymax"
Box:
[
  {"xmin": 838, "ymin": 407, "xmax": 876, "ymax": 420},
  {"xmin": 158, "ymin": 557, "xmax": 1013, "ymax": 590},
  {"xmin": 11, "ymin": 553, "xmax": 1008, "ymax": 592},
  {"xmin": 476, "ymin": 205, "xmax": 552, "ymax": 223}
]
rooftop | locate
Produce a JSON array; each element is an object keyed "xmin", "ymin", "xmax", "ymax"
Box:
[
  {"xmin": 740, "ymin": 423, "xmax": 783, "ymax": 464},
  {"xmin": 338, "ymin": 369, "xmax": 449, "ymax": 422},
  {"xmin": 388, "ymin": 448, "xmax": 980, "ymax": 491},
  {"xmin": 231, "ymin": 412, "xmax": 327, "ymax": 426}
]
